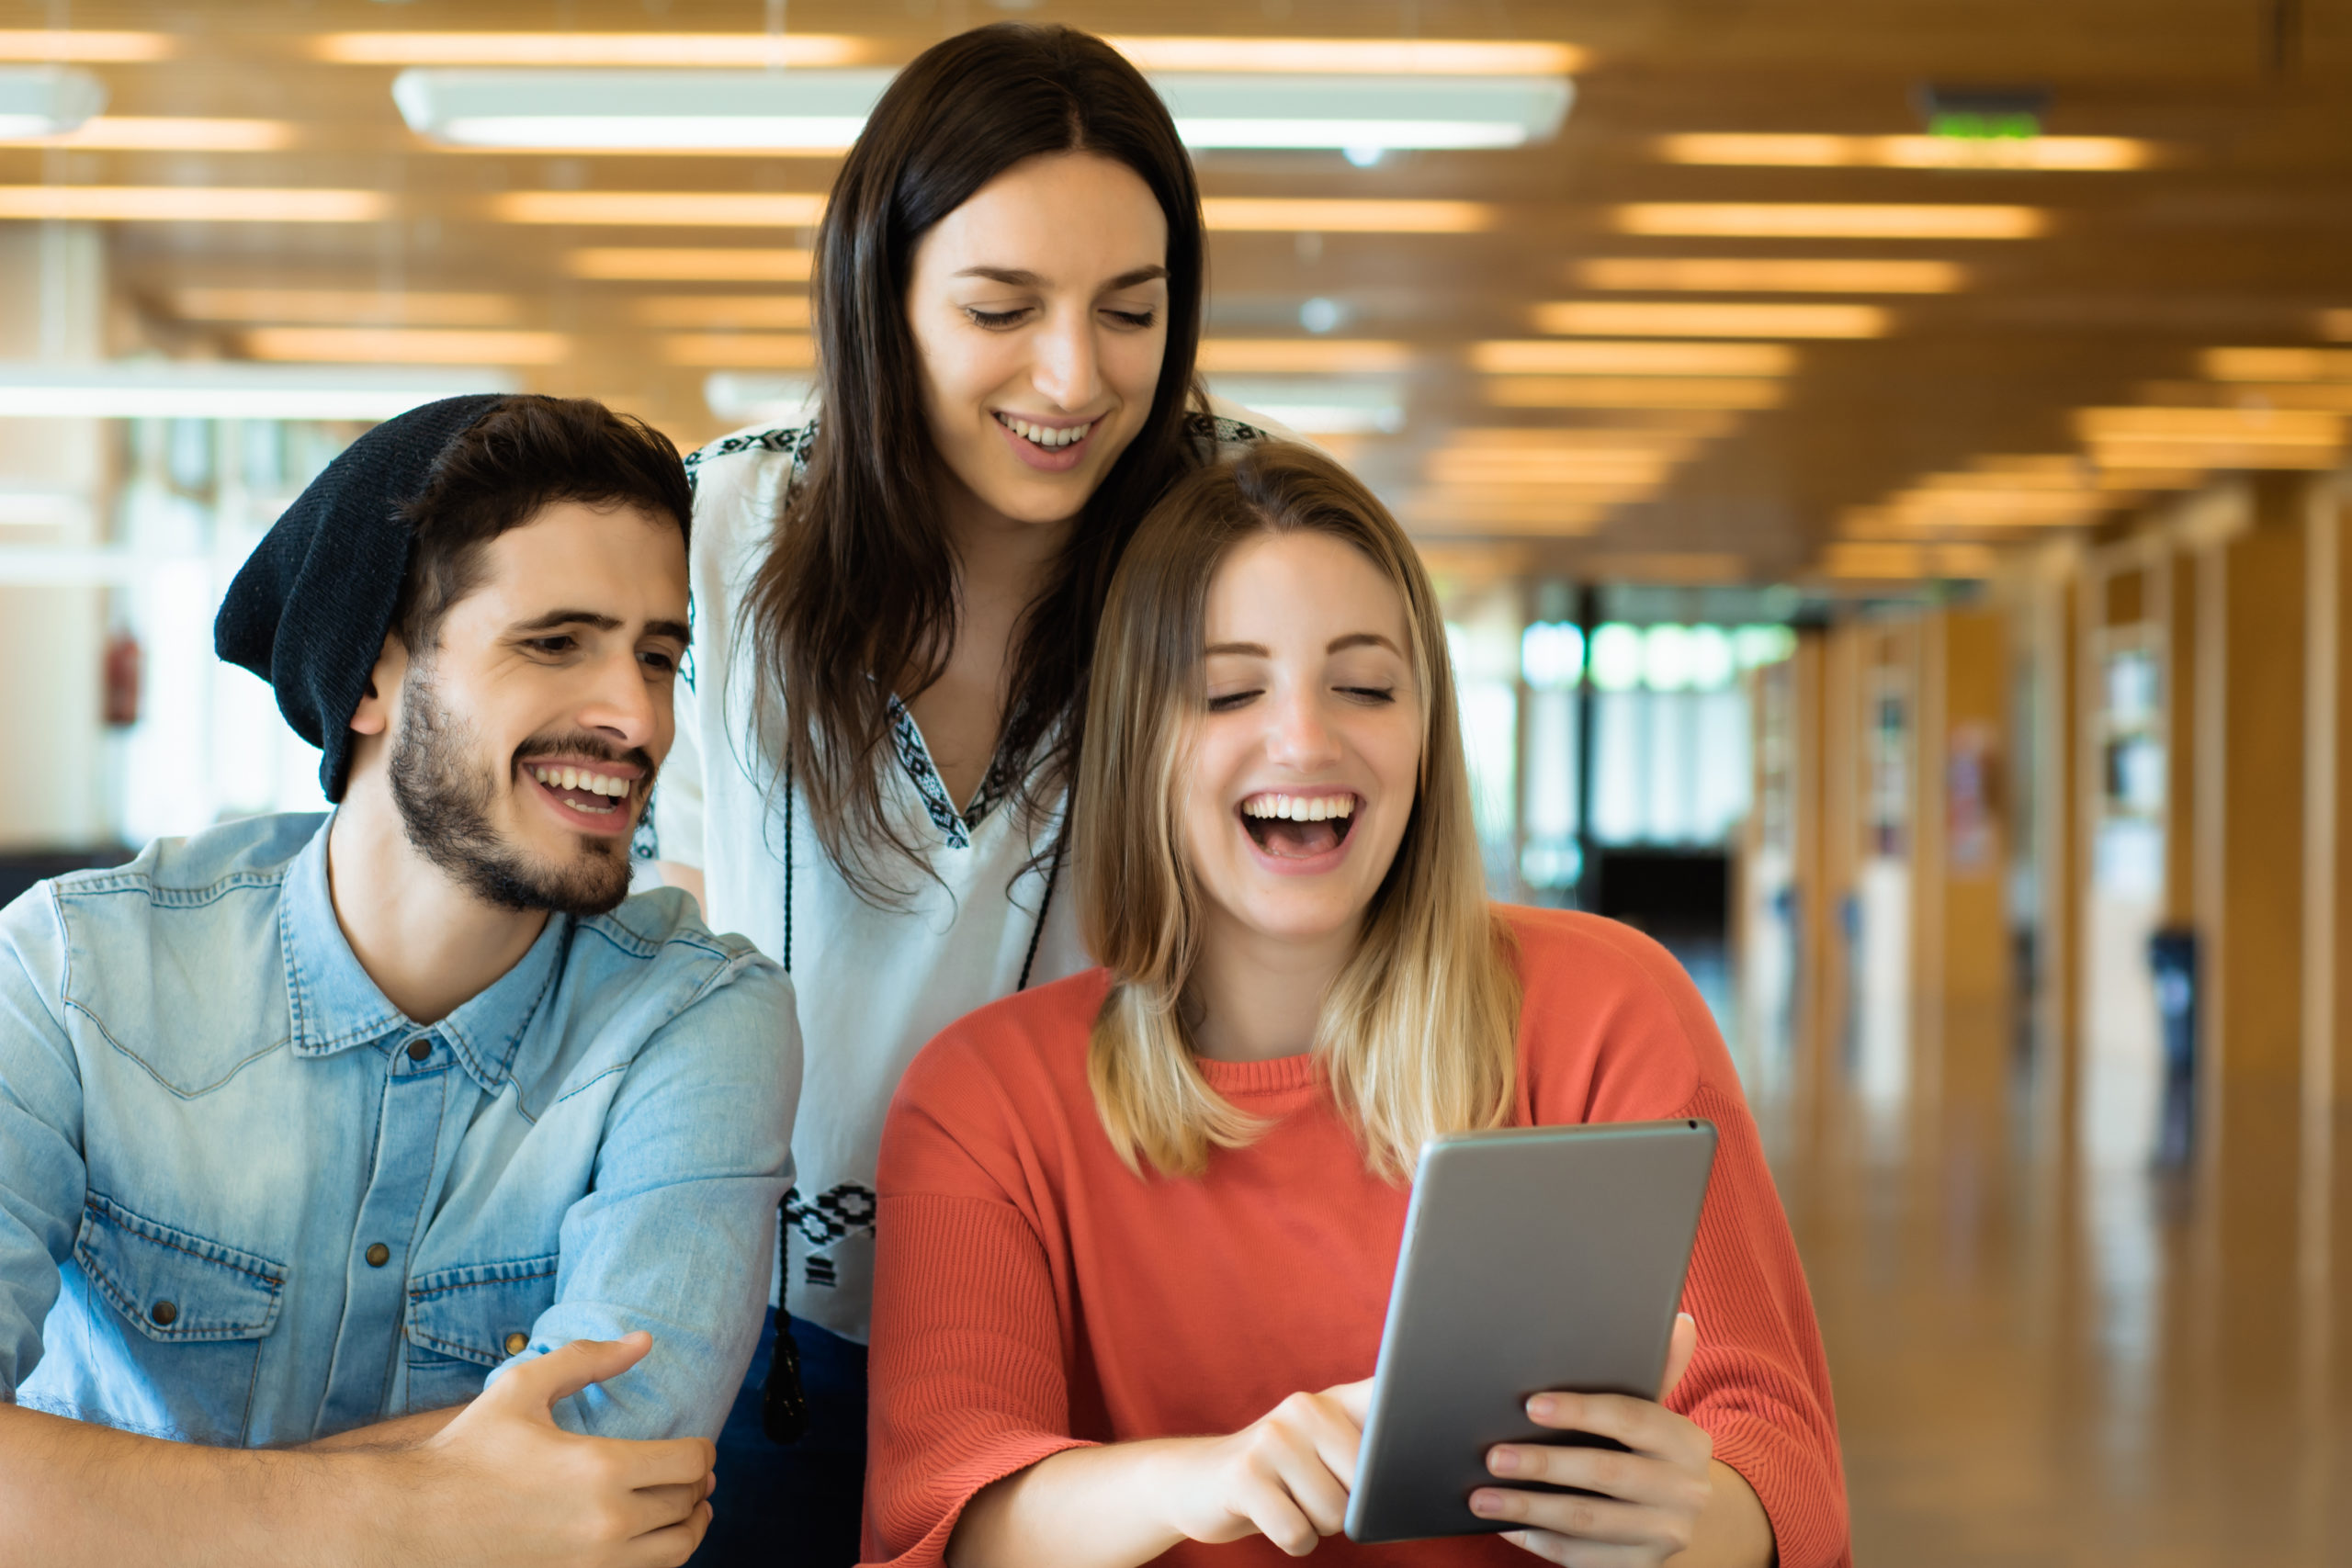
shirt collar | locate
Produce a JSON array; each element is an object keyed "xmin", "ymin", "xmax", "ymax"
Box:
[{"xmin": 278, "ymin": 813, "xmax": 569, "ymax": 1093}]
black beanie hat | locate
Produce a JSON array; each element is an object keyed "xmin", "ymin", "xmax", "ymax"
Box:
[{"xmin": 215, "ymin": 393, "xmax": 508, "ymax": 803}]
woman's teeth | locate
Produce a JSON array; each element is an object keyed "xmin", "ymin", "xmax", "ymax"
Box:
[
  {"xmin": 1242, "ymin": 793, "xmax": 1355, "ymax": 822},
  {"xmin": 996, "ymin": 413, "xmax": 1092, "ymax": 449}
]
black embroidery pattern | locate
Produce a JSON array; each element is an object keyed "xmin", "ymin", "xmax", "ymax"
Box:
[
  {"xmin": 786, "ymin": 1183, "xmax": 877, "ymax": 1289},
  {"xmin": 684, "ymin": 423, "xmax": 815, "ymax": 495}
]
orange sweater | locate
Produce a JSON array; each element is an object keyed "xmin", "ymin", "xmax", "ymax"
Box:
[{"xmin": 866, "ymin": 908, "xmax": 1849, "ymax": 1568}]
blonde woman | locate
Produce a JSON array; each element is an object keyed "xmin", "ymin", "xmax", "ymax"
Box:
[{"xmin": 864, "ymin": 445, "xmax": 1847, "ymax": 1568}]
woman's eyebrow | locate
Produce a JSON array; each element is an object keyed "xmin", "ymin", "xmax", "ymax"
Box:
[
  {"xmin": 1205, "ymin": 640, "xmax": 1271, "ymax": 658},
  {"xmin": 1329, "ymin": 632, "xmax": 1403, "ymax": 654},
  {"xmin": 952, "ymin": 265, "xmax": 1169, "ymax": 289}
]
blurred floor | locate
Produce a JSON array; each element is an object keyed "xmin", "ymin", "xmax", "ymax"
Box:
[{"xmin": 1715, "ymin": 945, "xmax": 2352, "ymax": 1566}]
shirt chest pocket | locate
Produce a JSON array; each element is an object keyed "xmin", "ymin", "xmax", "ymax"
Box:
[
  {"xmin": 72, "ymin": 1193, "xmax": 288, "ymax": 1446},
  {"xmin": 402, "ymin": 1254, "xmax": 560, "ymax": 1415}
]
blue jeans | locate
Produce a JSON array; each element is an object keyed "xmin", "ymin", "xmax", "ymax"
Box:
[{"xmin": 695, "ymin": 1310, "xmax": 868, "ymax": 1566}]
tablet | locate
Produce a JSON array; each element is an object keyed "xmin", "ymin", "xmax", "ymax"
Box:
[{"xmin": 1343, "ymin": 1119, "xmax": 1718, "ymax": 1545}]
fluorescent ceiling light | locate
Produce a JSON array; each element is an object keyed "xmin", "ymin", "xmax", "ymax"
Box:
[
  {"xmin": 173, "ymin": 288, "xmax": 520, "ymax": 326},
  {"xmin": 0, "ymin": 488, "xmax": 87, "ymax": 526},
  {"xmin": 1657, "ymin": 132, "xmax": 2161, "ymax": 171},
  {"xmin": 569, "ymin": 247, "xmax": 813, "ymax": 282},
  {"xmin": 706, "ymin": 372, "xmax": 816, "ymax": 424},
  {"xmin": 2, "ymin": 116, "xmax": 297, "ymax": 150},
  {"xmin": 1442, "ymin": 424, "xmax": 1717, "ymax": 451},
  {"xmin": 1402, "ymin": 491, "xmax": 1612, "ymax": 533},
  {"xmin": 243, "ymin": 328, "xmax": 568, "ymax": 366},
  {"xmin": 1159, "ymin": 73, "xmax": 1569, "ymax": 152},
  {"xmin": 1204, "ymin": 197, "xmax": 1494, "ymax": 232},
  {"xmin": 1203, "ymin": 377, "xmax": 1406, "ymax": 434},
  {"xmin": 1533, "ymin": 300, "xmax": 1890, "ymax": 338},
  {"xmin": 2150, "ymin": 381, "xmax": 2352, "ymax": 412},
  {"xmin": 492, "ymin": 191, "xmax": 827, "ymax": 227},
  {"xmin": 2200, "ymin": 347, "xmax": 2352, "ymax": 382},
  {"xmin": 1200, "ymin": 339, "xmax": 1413, "ymax": 374},
  {"xmin": 393, "ymin": 67, "xmax": 1567, "ymax": 155},
  {"xmin": 1574, "ymin": 257, "xmax": 1969, "ymax": 294},
  {"xmin": 1885, "ymin": 489, "xmax": 2120, "ymax": 518},
  {"xmin": 634, "ymin": 295, "xmax": 811, "ymax": 329},
  {"xmin": 0, "ymin": 186, "xmax": 386, "ymax": 222},
  {"xmin": 662, "ymin": 333, "xmax": 816, "ymax": 368},
  {"xmin": 1819, "ymin": 542, "xmax": 1997, "ymax": 579},
  {"xmin": 0, "ymin": 31, "xmax": 174, "ymax": 62},
  {"xmin": 1472, "ymin": 340, "xmax": 1795, "ymax": 376},
  {"xmin": 0, "ymin": 66, "xmax": 105, "ymax": 138},
  {"xmin": 0, "ymin": 362, "xmax": 518, "ymax": 420},
  {"xmin": 1485, "ymin": 376, "xmax": 1785, "ymax": 410},
  {"xmin": 395, "ymin": 68, "xmax": 892, "ymax": 151},
  {"xmin": 1426, "ymin": 451, "xmax": 1680, "ymax": 484},
  {"xmin": 1611, "ymin": 202, "xmax": 2048, "ymax": 240},
  {"xmin": 1110, "ymin": 38, "xmax": 1587, "ymax": 74},
  {"xmin": 317, "ymin": 33, "xmax": 871, "ymax": 66},
  {"xmin": 2075, "ymin": 406, "xmax": 2343, "ymax": 442}
]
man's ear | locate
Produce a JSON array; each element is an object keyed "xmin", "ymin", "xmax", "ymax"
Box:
[{"xmin": 348, "ymin": 634, "xmax": 411, "ymax": 739}]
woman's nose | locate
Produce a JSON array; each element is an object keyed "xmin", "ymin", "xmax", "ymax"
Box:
[
  {"xmin": 1032, "ymin": 310, "xmax": 1102, "ymax": 410},
  {"xmin": 1264, "ymin": 688, "xmax": 1343, "ymax": 768}
]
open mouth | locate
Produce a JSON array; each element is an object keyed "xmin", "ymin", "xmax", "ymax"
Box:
[
  {"xmin": 1239, "ymin": 791, "xmax": 1359, "ymax": 861},
  {"xmin": 993, "ymin": 412, "xmax": 1094, "ymax": 450},
  {"xmin": 525, "ymin": 760, "xmax": 636, "ymax": 820}
]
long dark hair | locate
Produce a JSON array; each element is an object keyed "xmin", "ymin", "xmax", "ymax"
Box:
[{"xmin": 743, "ymin": 22, "xmax": 1208, "ymax": 900}]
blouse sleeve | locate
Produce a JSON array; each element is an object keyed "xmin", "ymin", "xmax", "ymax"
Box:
[
  {"xmin": 1673, "ymin": 1082, "xmax": 1851, "ymax": 1568},
  {"xmin": 863, "ymin": 1050, "xmax": 1096, "ymax": 1566},
  {"xmin": 1530, "ymin": 916, "xmax": 1850, "ymax": 1568}
]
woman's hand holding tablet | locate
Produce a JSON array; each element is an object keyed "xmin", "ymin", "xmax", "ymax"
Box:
[{"xmin": 1473, "ymin": 1314, "xmax": 1718, "ymax": 1563}]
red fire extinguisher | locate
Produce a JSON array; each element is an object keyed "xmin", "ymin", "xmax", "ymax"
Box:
[{"xmin": 103, "ymin": 632, "xmax": 141, "ymax": 728}]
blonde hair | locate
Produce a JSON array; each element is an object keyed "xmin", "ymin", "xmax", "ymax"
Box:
[{"xmin": 1074, "ymin": 443, "xmax": 1521, "ymax": 1181}]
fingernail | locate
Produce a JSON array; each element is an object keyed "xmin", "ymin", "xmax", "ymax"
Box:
[
  {"xmin": 1470, "ymin": 1492, "xmax": 1503, "ymax": 1517},
  {"xmin": 1488, "ymin": 1447, "xmax": 1521, "ymax": 1475},
  {"xmin": 1528, "ymin": 1395, "xmax": 1556, "ymax": 1420}
]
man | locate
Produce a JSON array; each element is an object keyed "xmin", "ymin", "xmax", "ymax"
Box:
[{"xmin": 0, "ymin": 394, "xmax": 800, "ymax": 1565}]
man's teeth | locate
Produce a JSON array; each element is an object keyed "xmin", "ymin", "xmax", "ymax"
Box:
[
  {"xmin": 1241, "ymin": 794, "xmax": 1355, "ymax": 822},
  {"xmin": 530, "ymin": 764, "xmax": 630, "ymax": 798},
  {"xmin": 997, "ymin": 413, "xmax": 1092, "ymax": 449}
]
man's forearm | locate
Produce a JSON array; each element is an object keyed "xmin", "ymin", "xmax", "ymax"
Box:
[
  {"xmin": 300, "ymin": 1403, "xmax": 464, "ymax": 1453},
  {"xmin": 0, "ymin": 1401, "xmax": 392, "ymax": 1568}
]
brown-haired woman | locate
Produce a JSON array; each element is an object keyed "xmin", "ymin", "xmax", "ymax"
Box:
[
  {"xmin": 645, "ymin": 23, "xmax": 1283, "ymax": 1562},
  {"xmin": 865, "ymin": 444, "xmax": 1849, "ymax": 1568}
]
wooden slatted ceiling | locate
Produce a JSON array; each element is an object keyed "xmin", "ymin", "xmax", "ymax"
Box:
[{"xmin": 1, "ymin": 0, "xmax": 2347, "ymax": 583}]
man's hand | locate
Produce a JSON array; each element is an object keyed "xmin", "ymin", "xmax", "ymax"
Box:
[{"xmin": 388, "ymin": 1332, "xmax": 717, "ymax": 1568}]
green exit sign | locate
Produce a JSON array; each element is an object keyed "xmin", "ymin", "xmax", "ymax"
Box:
[{"xmin": 1928, "ymin": 110, "xmax": 2043, "ymax": 141}]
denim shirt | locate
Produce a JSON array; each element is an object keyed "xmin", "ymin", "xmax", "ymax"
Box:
[{"xmin": 0, "ymin": 812, "xmax": 800, "ymax": 1448}]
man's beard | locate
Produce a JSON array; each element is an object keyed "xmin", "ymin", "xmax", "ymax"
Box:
[{"xmin": 387, "ymin": 671, "xmax": 649, "ymax": 918}]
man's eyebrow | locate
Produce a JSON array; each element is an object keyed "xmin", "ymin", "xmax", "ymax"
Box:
[
  {"xmin": 1329, "ymin": 632, "xmax": 1403, "ymax": 655},
  {"xmin": 511, "ymin": 609, "xmax": 621, "ymax": 634},
  {"xmin": 1204, "ymin": 640, "xmax": 1272, "ymax": 658},
  {"xmin": 508, "ymin": 610, "xmax": 693, "ymax": 645}
]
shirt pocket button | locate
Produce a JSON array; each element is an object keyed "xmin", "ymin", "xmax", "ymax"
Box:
[
  {"xmin": 149, "ymin": 1300, "xmax": 178, "ymax": 1326},
  {"xmin": 504, "ymin": 1331, "xmax": 529, "ymax": 1357}
]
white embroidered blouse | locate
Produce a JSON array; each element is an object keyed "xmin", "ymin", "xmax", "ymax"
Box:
[{"xmin": 650, "ymin": 403, "xmax": 1276, "ymax": 1343}]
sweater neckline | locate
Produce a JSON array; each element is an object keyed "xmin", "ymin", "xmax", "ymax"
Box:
[{"xmin": 1195, "ymin": 1050, "xmax": 1320, "ymax": 1096}]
